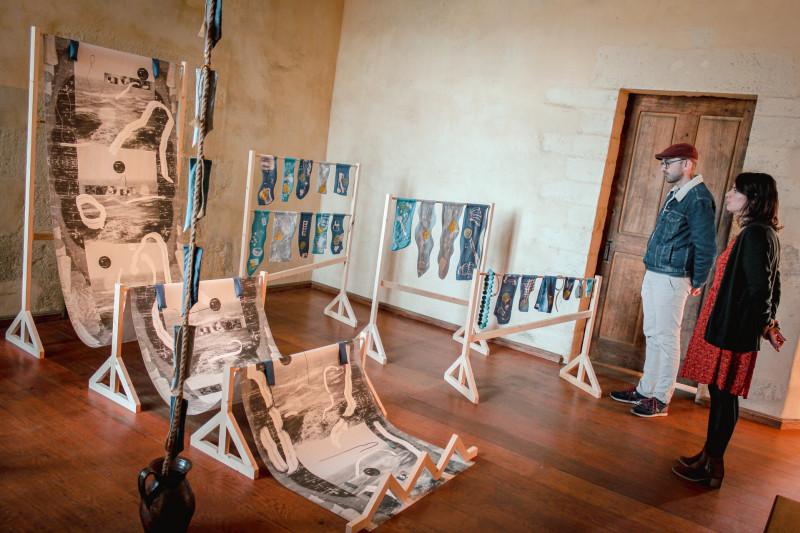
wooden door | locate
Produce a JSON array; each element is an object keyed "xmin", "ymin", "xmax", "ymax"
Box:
[{"xmin": 591, "ymin": 93, "xmax": 756, "ymax": 372}]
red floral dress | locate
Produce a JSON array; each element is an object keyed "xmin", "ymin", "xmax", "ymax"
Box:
[{"xmin": 679, "ymin": 237, "xmax": 759, "ymax": 398}]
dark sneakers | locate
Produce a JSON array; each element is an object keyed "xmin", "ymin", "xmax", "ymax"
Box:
[
  {"xmin": 631, "ymin": 397, "xmax": 668, "ymax": 417},
  {"xmin": 609, "ymin": 387, "xmax": 648, "ymax": 404}
]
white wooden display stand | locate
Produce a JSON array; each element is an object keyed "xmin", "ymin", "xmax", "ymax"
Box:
[
  {"xmin": 445, "ymin": 272, "xmax": 604, "ymax": 403},
  {"xmin": 238, "ymin": 150, "xmax": 361, "ymax": 327},
  {"xmin": 5, "ymin": 26, "xmax": 188, "ymax": 360},
  {"xmin": 361, "ymin": 194, "xmax": 495, "ymax": 365}
]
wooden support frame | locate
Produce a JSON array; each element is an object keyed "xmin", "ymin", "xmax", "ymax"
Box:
[
  {"xmin": 361, "ymin": 194, "xmax": 495, "ymax": 365},
  {"xmin": 446, "ymin": 272, "xmax": 603, "ymax": 403},
  {"xmin": 238, "ymin": 150, "xmax": 361, "ymax": 328},
  {"xmin": 5, "ymin": 27, "xmax": 188, "ymax": 360},
  {"xmin": 189, "ymin": 364, "xmax": 259, "ymax": 479},
  {"xmin": 88, "ymin": 283, "xmax": 141, "ymax": 413}
]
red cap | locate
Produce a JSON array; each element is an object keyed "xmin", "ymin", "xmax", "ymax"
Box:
[{"xmin": 655, "ymin": 143, "xmax": 698, "ymax": 160}]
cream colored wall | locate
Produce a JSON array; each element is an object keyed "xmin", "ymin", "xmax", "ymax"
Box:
[
  {"xmin": 318, "ymin": 0, "xmax": 800, "ymax": 419},
  {"xmin": 0, "ymin": 0, "xmax": 344, "ymax": 316}
]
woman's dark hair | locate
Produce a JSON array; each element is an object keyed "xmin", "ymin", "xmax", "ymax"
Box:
[{"xmin": 735, "ymin": 172, "xmax": 782, "ymax": 231}]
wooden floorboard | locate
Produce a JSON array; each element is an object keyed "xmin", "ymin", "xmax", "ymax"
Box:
[{"xmin": 1, "ymin": 287, "xmax": 798, "ymax": 532}]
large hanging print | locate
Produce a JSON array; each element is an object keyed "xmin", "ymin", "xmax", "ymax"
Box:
[
  {"xmin": 44, "ymin": 36, "xmax": 181, "ymax": 347},
  {"xmin": 241, "ymin": 339, "xmax": 473, "ymax": 528},
  {"xmin": 129, "ymin": 277, "xmax": 278, "ymax": 415}
]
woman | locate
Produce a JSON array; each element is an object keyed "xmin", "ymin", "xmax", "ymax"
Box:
[{"xmin": 673, "ymin": 172, "xmax": 785, "ymax": 488}]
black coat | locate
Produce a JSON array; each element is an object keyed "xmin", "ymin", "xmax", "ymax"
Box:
[{"xmin": 705, "ymin": 223, "xmax": 781, "ymax": 352}]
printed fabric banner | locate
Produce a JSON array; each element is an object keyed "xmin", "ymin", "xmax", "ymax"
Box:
[
  {"xmin": 298, "ymin": 211, "xmax": 313, "ymax": 258},
  {"xmin": 334, "ymin": 163, "xmax": 350, "ymax": 195},
  {"xmin": 518, "ymin": 275, "xmax": 538, "ymax": 312},
  {"xmin": 183, "ymin": 158, "xmax": 212, "ymax": 230},
  {"xmin": 130, "ymin": 277, "xmax": 279, "ymax": 415},
  {"xmin": 269, "ymin": 212, "xmax": 298, "ymax": 263},
  {"xmin": 240, "ymin": 339, "xmax": 473, "ymax": 528},
  {"xmin": 317, "ymin": 162, "xmax": 332, "ymax": 194},
  {"xmin": 390, "ymin": 199, "xmax": 417, "ymax": 251},
  {"xmin": 246, "ymin": 210, "xmax": 269, "ymax": 276},
  {"xmin": 414, "ymin": 201, "xmax": 436, "ymax": 277},
  {"xmin": 313, "ymin": 213, "xmax": 331, "ymax": 254},
  {"xmin": 438, "ymin": 203, "xmax": 464, "ymax": 279},
  {"xmin": 494, "ymin": 274, "xmax": 519, "ymax": 325},
  {"xmin": 455, "ymin": 204, "xmax": 488, "ymax": 281},
  {"xmin": 282, "ymin": 157, "xmax": 296, "ymax": 201},
  {"xmin": 257, "ymin": 154, "xmax": 277, "ymax": 205},
  {"xmin": 330, "ymin": 214, "xmax": 346, "ymax": 255},
  {"xmin": 535, "ymin": 276, "xmax": 557, "ymax": 313},
  {"xmin": 296, "ymin": 159, "xmax": 312, "ymax": 199},
  {"xmin": 44, "ymin": 36, "xmax": 181, "ymax": 347}
]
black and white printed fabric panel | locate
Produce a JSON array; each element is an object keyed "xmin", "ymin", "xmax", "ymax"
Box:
[
  {"xmin": 241, "ymin": 338, "xmax": 473, "ymax": 526},
  {"xmin": 129, "ymin": 277, "xmax": 278, "ymax": 415},
  {"xmin": 44, "ymin": 35, "xmax": 181, "ymax": 347}
]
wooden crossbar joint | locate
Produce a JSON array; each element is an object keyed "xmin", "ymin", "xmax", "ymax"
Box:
[{"xmin": 452, "ymin": 326, "xmax": 490, "ymax": 356}]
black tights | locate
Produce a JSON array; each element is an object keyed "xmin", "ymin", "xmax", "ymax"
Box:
[{"xmin": 706, "ymin": 384, "xmax": 739, "ymax": 458}]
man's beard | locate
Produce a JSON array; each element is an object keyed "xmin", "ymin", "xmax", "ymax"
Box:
[{"xmin": 664, "ymin": 172, "xmax": 681, "ymax": 183}]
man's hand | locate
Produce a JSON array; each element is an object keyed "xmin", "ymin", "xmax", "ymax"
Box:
[{"xmin": 689, "ymin": 287, "xmax": 703, "ymax": 296}]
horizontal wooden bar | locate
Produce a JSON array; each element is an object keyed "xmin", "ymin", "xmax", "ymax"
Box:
[
  {"xmin": 390, "ymin": 195, "xmax": 490, "ymax": 208},
  {"xmin": 265, "ymin": 257, "xmax": 346, "ymax": 281},
  {"xmin": 255, "ymin": 153, "xmax": 360, "ymax": 168},
  {"xmin": 380, "ymin": 280, "xmax": 468, "ymax": 306},
  {"xmin": 473, "ymin": 310, "xmax": 593, "ymax": 342}
]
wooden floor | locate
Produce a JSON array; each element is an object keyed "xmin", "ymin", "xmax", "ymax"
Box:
[{"xmin": 1, "ymin": 287, "xmax": 799, "ymax": 532}]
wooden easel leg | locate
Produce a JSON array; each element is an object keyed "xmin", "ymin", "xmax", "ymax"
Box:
[
  {"xmin": 559, "ymin": 352, "xmax": 602, "ymax": 398},
  {"xmin": 323, "ymin": 290, "xmax": 357, "ymax": 327},
  {"xmin": 360, "ymin": 323, "xmax": 387, "ymax": 365},
  {"xmin": 444, "ymin": 352, "xmax": 479, "ymax": 404},
  {"xmin": 5, "ymin": 310, "xmax": 44, "ymax": 359},
  {"xmin": 452, "ymin": 326, "xmax": 490, "ymax": 356}
]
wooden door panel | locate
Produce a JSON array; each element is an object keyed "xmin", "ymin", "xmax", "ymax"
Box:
[
  {"xmin": 695, "ymin": 115, "xmax": 742, "ymax": 213},
  {"xmin": 619, "ymin": 112, "xmax": 677, "ymax": 237},
  {"xmin": 598, "ymin": 252, "xmax": 646, "ymax": 346}
]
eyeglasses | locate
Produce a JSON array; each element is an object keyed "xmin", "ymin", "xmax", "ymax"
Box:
[{"xmin": 660, "ymin": 158, "xmax": 685, "ymax": 168}]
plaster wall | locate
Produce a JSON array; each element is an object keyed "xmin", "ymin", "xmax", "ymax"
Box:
[
  {"xmin": 318, "ymin": 0, "xmax": 800, "ymax": 419},
  {"xmin": 0, "ymin": 0, "xmax": 344, "ymax": 316}
]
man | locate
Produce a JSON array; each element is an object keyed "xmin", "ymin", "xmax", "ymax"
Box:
[{"xmin": 610, "ymin": 143, "xmax": 717, "ymax": 417}]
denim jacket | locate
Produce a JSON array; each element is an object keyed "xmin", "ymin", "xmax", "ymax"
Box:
[{"xmin": 643, "ymin": 176, "xmax": 717, "ymax": 288}]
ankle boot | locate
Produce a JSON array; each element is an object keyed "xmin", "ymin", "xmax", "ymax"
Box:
[
  {"xmin": 678, "ymin": 448, "xmax": 707, "ymax": 468},
  {"xmin": 707, "ymin": 456, "xmax": 724, "ymax": 489}
]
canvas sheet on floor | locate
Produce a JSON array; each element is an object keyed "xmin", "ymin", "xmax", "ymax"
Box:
[
  {"xmin": 129, "ymin": 277, "xmax": 278, "ymax": 415},
  {"xmin": 241, "ymin": 338, "xmax": 473, "ymax": 527},
  {"xmin": 44, "ymin": 35, "xmax": 181, "ymax": 347}
]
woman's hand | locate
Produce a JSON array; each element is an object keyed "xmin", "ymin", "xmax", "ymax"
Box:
[{"xmin": 767, "ymin": 327, "xmax": 786, "ymax": 351}]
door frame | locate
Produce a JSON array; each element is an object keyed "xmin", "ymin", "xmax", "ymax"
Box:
[{"xmin": 569, "ymin": 88, "xmax": 758, "ymax": 360}]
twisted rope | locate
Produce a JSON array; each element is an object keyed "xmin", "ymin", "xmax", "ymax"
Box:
[{"xmin": 162, "ymin": 0, "xmax": 217, "ymax": 477}]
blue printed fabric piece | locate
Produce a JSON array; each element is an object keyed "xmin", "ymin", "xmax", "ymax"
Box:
[
  {"xmin": 518, "ymin": 275, "xmax": 538, "ymax": 312},
  {"xmin": 246, "ymin": 210, "xmax": 269, "ymax": 276},
  {"xmin": 257, "ymin": 155, "xmax": 277, "ymax": 205},
  {"xmin": 281, "ymin": 158, "xmax": 297, "ymax": 201},
  {"xmin": 234, "ymin": 277, "xmax": 243, "ymax": 298},
  {"xmin": 68, "ymin": 40, "xmax": 79, "ymax": 60},
  {"xmin": 334, "ymin": 164, "xmax": 351, "ymax": 195},
  {"xmin": 317, "ymin": 163, "xmax": 332, "ymax": 194},
  {"xmin": 330, "ymin": 214, "xmax": 346, "ymax": 255},
  {"xmin": 181, "ymin": 245, "xmax": 203, "ymax": 313},
  {"xmin": 312, "ymin": 213, "xmax": 331, "ymax": 254},
  {"xmin": 584, "ymin": 278, "xmax": 594, "ymax": 298},
  {"xmin": 438, "ymin": 203, "xmax": 464, "ymax": 279},
  {"xmin": 494, "ymin": 274, "xmax": 520, "ymax": 325},
  {"xmin": 455, "ymin": 204, "xmax": 488, "ymax": 281},
  {"xmin": 574, "ymin": 279, "xmax": 582, "ymax": 299},
  {"xmin": 296, "ymin": 159, "xmax": 312, "ymax": 199},
  {"xmin": 562, "ymin": 277, "xmax": 576, "ymax": 300},
  {"xmin": 167, "ymin": 395, "xmax": 189, "ymax": 455},
  {"xmin": 155, "ymin": 284, "xmax": 167, "ymax": 310},
  {"xmin": 338, "ymin": 341, "xmax": 349, "ymax": 365},
  {"xmin": 414, "ymin": 201, "xmax": 436, "ymax": 277},
  {"xmin": 269, "ymin": 212, "xmax": 298, "ymax": 263},
  {"xmin": 535, "ymin": 276, "xmax": 557, "ymax": 314},
  {"xmin": 391, "ymin": 199, "xmax": 417, "ymax": 251},
  {"xmin": 152, "ymin": 59, "xmax": 160, "ymax": 78},
  {"xmin": 192, "ymin": 68, "xmax": 218, "ymax": 146},
  {"xmin": 183, "ymin": 158, "xmax": 212, "ymax": 230},
  {"xmin": 205, "ymin": 0, "xmax": 223, "ymax": 49},
  {"xmin": 262, "ymin": 359, "xmax": 276, "ymax": 386},
  {"xmin": 298, "ymin": 212, "xmax": 313, "ymax": 258}
]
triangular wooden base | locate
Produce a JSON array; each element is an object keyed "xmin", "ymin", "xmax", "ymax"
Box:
[
  {"xmin": 5, "ymin": 310, "xmax": 44, "ymax": 359},
  {"xmin": 190, "ymin": 410, "xmax": 259, "ymax": 479},
  {"xmin": 345, "ymin": 434, "xmax": 478, "ymax": 533},
  {"xmin": 452, "ymin": 326, "xmax": 489, "ymax": 356},
  {"xmin": 324, "ymin": 290, "xmax": 357, "ymax": 328},
  {"xmin": 361, "ymin": 323, "xmax": 387, "ymax": 364},
  {"xmin": 89, "ymin": 354, "xmax": 141, "ymax": 412},
  {"xmin": 559, "ymin": 352, "xmax": 602, "ymax": 398},
  {"xmin": 443, "ymin": 354, "xmax": 479, "ymax": 404}
]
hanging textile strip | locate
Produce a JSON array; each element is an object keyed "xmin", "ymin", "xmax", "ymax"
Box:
[
  {"xmin": 183, "ymin": 158, "xmax": 212, "ymax": 230},
  {"xmin": 438, "ymin": 203, "xmax": 464, "ymax": 279},
  {"xmin": 534, "ymin": 275, "xmax": 557, "ymax": 314},
  {"xmin": 181, "ymin": 245, "xmax": 203, "ymax": 313},
  {"xmin": 562, "ymin": 277, "xmax": 576, "ymax": 300},
  {"xmin": 312, "ymin": 213, "xmax": 331, "ymax": 254},
  {"xmin": 269, "ymin": 211, "xmax": 298, "ymax": 263},
  {"xmin": 297, "ymin": 211, "xmax": 312, "ymax": 258},
  {"xmin": 296, "ymin": 159, "xmax": 312, "ymax": 199},
  {"xmin": 477, "ymin": 270, "xmax": 495, "ymax": 329},
  {"xmin": 414, "ymin": 201, "xmax": 436, "ymax": 277},
  {"xmin": 518, "ymin": 275, "xmax": 538, "ymax": 312},
  {"xmin": 390, "ymin": 198, "xmax": 417, "ymax": 251},
  {"xmin": 257, "ymin": 154, "xmax": 277, "ymax": 206},
  {"xmin": 281, "ymin": 157, "xmax": 296, "ymax": 202},
  {"xmin": 334, "ymin": 163, "xmax": 351, "ymax": 195},
  {"xmin": 584, "ymin": 278, "xmax": 594, "ymax": 298},
  {"xmin": 317, "ymin": 162, "xmax": 332, "ymax": 194},
  {"xmin": 573, "ymin": 279, "xmax": 582, "ymax": 300},
  {"xmin": 455, "ymin": 204, "xmax": 488, "ymax": 281},
  {"xmin": 246, "ymin": 210, "xmax": 269, "ymax": 276},
  {"xmin": 192, "ymin": 67, "xmax": 218, "ymax": 146},
  {"xmin": 330, "ymin": 214, "xmax": 346, "ymax": 255},
  {"xmin": 494, "ymin": 274, "xmax": 520, "ymax": 325}
]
